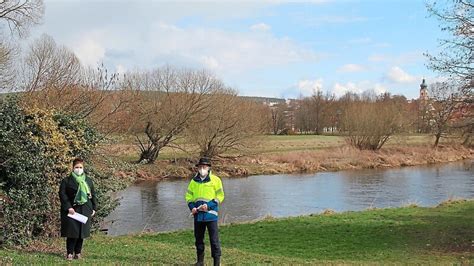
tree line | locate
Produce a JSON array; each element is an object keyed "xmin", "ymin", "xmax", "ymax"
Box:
[
  {"xmin": 266, "ymin": 86, "xmax": 471, "ymax": 149},
  {"xmin": 1, "ymin": 0, "xmax": 472, "ymax": 160}
]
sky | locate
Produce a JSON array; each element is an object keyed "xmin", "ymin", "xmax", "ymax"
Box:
[{"xmin": 26, "ymin": 0, "xmax": 447, "ymax": 99}]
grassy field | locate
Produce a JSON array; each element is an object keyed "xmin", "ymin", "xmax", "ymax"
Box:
[
  {"xmin": 103, "ymin": 134, "xmax": 437, "ymax": 163},
  {"xmin": 2, "ymin": 200, "xmax": 473, "ymax": 264},
  {"xmin": 97, "ymin": 133, "xmax": 471, "ymax": 180}
]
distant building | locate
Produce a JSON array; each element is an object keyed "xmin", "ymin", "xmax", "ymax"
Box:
[
  {"xmin": 241, "ymin": 96, "xmax": 285, "ymax": 107},
  {"xmin": 417, "ymin": 79, "xmax": 432, "ymax": 133},
  {"xmin": 419, "ymin": 78, "xmax": 429, "ymax": 101}
]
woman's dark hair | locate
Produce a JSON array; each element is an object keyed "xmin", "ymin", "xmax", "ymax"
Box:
[{"xmin": 72, "ymin": 158, "xmax": 84, "ymax": 167}]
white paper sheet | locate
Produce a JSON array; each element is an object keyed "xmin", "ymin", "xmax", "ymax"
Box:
[{"xmin": 67, "ymin": 212, "xmax": 88, "ymax": 224}]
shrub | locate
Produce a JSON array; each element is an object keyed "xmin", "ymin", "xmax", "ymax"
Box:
[
  {"xmin": 341, "ymin": 101, "xmax": 403, "ymax": 150},
  {"xmin": 0, "ymin": 96, "xmax": 125, "ymax": 246}
]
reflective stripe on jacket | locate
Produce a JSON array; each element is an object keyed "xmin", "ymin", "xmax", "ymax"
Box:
[{"xmin": 185, "ymin": 172, "xmax": 224, "ymax": 222}]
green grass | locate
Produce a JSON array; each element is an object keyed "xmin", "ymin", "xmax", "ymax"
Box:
[{"xmin": 2, "ymin": 200, "xmax": 473, "ymax": 264}]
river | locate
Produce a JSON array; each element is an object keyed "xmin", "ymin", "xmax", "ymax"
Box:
[{"xmin": 105, "ymin": 160, "xmax": 473, "ymax": 235}]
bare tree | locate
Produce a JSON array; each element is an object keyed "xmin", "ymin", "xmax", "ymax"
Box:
[
  {"xmin": 20, "ymin": 34, "xmax": 139, "ymax": 134},
  {"xmin": 449, "ymin": 97, "xmax": 473, "ymax": 147},
  {"xmin": 295, "ymin": 97, "xmax": 311, "ymax": 133},
  {"xmin": 269, "ymin": 102, "xmax": 287, "ymax": 134},
  {"xmin": 425, "ymin": 0, "xmax": 474, "ymax": 146},
  {"xmin": 428, "ymin": 81, "xmax": 467, "ymax": 147},
  {"xmin": 0, "ymin": 0, "xmax": 44, "ymax": 37},
  {"xmin": 323, "ymin": 93, "xmax": 338, "ymax": 133},
  {"xmin": 0, "ymin": 0, "xmax": 44, "ymax": 89},
  {"xmin": 0, "ymin": 40, "xmax": 16, "ymax": 89},
  {"xmin": 132, "ymin": 67, "xmax": 218, "ymax": 164},
  {"xmin": 187, "ymin": 89, "xmax": 265, "ymax": 158},
  {"xmin": 342, "ymin": 97, "xmax": 403, "ymax": 150},
  {"xmin": 21, "ymin": 34, "xmax": 81, "ymax": 93},
  {"xmin": 310, "ymin": 90, "xmax": 333, "ymax": 134},
  {"xmin": 425, "ymin": 0, "xmax": 473, "ymax": 94}
]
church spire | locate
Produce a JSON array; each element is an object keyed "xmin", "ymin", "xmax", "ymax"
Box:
[{"xmin": 419, "ymin": 78, "xmax": 428, "ymax": 101}]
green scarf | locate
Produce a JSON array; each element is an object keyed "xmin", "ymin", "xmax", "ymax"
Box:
[{"xmin": 72, "ymin": 172, "xmax": 91, "ymax": 205}]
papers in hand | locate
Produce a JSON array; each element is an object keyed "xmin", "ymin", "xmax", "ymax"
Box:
[
  {"xmin": 68, "ymin": 212, "xmax": 88, "ymax": 224},
  {"xmin": 189, "ymin": 204, "xmax": 207, "ymax": 218}
]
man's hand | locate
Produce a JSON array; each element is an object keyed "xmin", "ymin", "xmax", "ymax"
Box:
[
  {"xmin": 191, "ymin": 208, "xmax": 198, "ymax": 214},
  {"xmin": 198, "ymin": 204, "xmax": 208, "ymax": 212},
  {"xmin": 92, "ymin": 210, "xmax": 96, "ymax": 217},
  {"xmin": 68, "ymin": 208, "xmax": 75, "ymax": 215}
]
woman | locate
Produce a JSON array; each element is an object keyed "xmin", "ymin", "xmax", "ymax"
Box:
[{"xmin": 59, "ymin": 158, "xmax": 97, "ymax": 260}]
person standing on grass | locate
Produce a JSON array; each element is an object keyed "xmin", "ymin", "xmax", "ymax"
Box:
[
  {"xmin": 59, "ymin": 158, "xmax": 97, "ymax": 261},
  {"xmin": 185, "ymin": 157, "xmax": 225, "ymax": 266}
]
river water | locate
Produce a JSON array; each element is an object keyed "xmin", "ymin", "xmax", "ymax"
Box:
[{"xmin": 105, "ymin": 160, "xmax": 473, "ymax": 235}]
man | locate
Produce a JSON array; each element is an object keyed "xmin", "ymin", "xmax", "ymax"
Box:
[{"xmin": 185, "ymin": 157, "xmax": 225, "ymax": 266}]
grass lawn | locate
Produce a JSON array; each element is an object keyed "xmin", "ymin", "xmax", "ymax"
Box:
[{"xmin": 2, "ymin": 200, "xmax": 472, "ymax": 264}]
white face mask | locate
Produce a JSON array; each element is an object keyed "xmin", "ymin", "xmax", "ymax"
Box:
[
  {"xmin": 74, "ymin": 168, "xmax": 84, "ymax": 176},
  {"xmin": 198, "ymin": 168, "xmax": 209, "ymax": 178}
]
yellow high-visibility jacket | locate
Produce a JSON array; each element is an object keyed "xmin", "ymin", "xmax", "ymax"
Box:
[{"xmin": 185, "ymin": 172, "xmax": 224, "ymax": 222}]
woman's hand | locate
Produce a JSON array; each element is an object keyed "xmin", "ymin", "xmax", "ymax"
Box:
[
  {"xmin": 68, "ymin": 208, "xmax": 75, "ymax": 215},
  {"xmin": 191, "ymin": 208, "xmax": 198, "ymax": 214},
  {"xmin": 92, "ymin": 210, "xmax": 96, "ymax": 217},
  {"xmin": 199, "ymin": 204, "xmax": 208, "ymax": 212}
]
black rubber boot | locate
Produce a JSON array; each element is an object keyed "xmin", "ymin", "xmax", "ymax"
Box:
[
  {"xmin": 213, "ymin": 256, "xmax": 220, "ymax": 266},
  {"xmin": 195, "ymin": 253, "xmax": 204, "ymax": 266}
]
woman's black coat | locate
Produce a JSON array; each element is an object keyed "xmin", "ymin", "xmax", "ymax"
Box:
[{"xmin": 59, "ymin": 174, "xmax": 97, "ymax": 238}]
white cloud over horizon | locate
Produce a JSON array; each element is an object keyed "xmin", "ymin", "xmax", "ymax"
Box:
[
  {"xmin": 297, "ymin": 78, "xmax": 324, "ymax": 95},
  {"xmin": 332, "ymin": 81, "xmax": 387, "ymax": 97},
  {"xmin": 64, "ymin": 21, "xmax": 320, "ymax": 76},
  {"xmin": 386, "ymin": 66, "xmax": 417, "ymax": 83}
]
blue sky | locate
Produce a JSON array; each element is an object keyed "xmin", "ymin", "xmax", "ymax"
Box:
[{"xmin": 29, "ymin": 0, "xmax": 447, "ymax": 99}]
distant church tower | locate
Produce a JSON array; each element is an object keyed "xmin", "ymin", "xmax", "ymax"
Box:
[
  {"xmin": 417, "ymin": 78, "xmax": 430, "ymax": 133},
  {"xmin": 419, "ymin": 78, "xmax": 428, "ymax": 101}
]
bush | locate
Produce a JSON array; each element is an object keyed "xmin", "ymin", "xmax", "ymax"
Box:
[
  {"xmin": 341, "ymin": 101, "xmax": 403, "ymax": 150},
  {"xmin": 0, "ymin": 96, "xmax": 125, "ymax": 246}
]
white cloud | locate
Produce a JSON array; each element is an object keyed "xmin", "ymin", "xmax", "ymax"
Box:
[
  {"xmin": 200, "ymin": 56, "xmax": 220, "ymax": 70},
  {"xmin": 144, "ymin": 22, "xmax": 319, "ymax": 73},
  {"xmin": 338, "ymin": 64, "xmax": 366, "ymax": 73},
  {"xmin": 372, "ymin": 83, "xmax": 387, "ymax": 95},
  {"xmin": 72, "ymin": 36, "xmax": 105, "ymax": 66},
  {"xmin": 61, "ymin": 21, "xmax": 320, "ymax": 76},
  {"xmin": 333, "ymin": 82, "xmax": 361, "ymax": 96},
  {"xmin": 386, "ymin": 66, "xmax": 417, "ymax": 83},
  {"xmin": 115, "ymin": 64, "xmax": 127, "ymax": 74},
  {"xmin": 250, "ymin": 23, "xmax": 271, "ymax": 31},
  {"xmin": 297, "ymin": 78, "xmax": 324, "ymax": 95},
  {"xmin": 332, "ymin": 81, "xmax": 387, "ymax": 97}
]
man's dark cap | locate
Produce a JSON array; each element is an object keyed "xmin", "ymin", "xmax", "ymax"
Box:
[{"xmin": 196, "ymin": 157, "xmax": 211, "ymax": 167}]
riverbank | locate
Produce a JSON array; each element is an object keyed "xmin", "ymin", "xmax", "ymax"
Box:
[
  {"xmin": 96, "ymin": 134, "xmax": 473, "ymax": 181},
  {"xmin": 2, "ymin": 200, "xmax": 473, "ymax": 264},
  {"xmin": 116, "ymin": 142, "xmax": 473, "ymax": 181}
]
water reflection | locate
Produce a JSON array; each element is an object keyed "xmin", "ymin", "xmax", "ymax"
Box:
[{"xmin": 105, "ymin": 160, "xmax": 473, "ymax": 235}]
